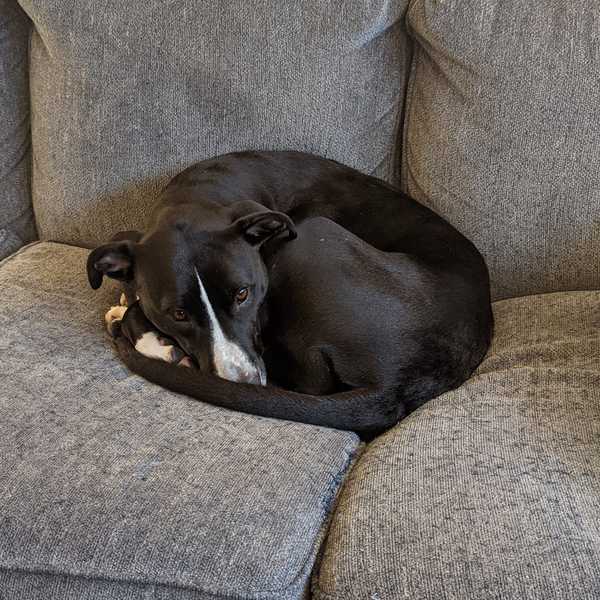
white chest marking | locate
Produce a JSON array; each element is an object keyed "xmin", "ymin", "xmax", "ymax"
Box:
[{"xmin": 194, "ymin": 268, "xmax": 259, "ymax": 383}]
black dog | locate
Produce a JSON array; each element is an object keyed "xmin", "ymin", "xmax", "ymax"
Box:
[{"xmin": 88, "ymin": 151, "xmax": 493, "ymax": 437}]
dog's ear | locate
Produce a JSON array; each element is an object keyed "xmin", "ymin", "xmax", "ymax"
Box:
[
  {"xmin": 87, "ymin": 240, "xmax": 136, "ymax": 290},
  {"xmin": 234, "ymin": 211, "xmax": 297, "ymax": 246}
]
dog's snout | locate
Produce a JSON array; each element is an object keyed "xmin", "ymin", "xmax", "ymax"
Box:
[
  {"xmin": 234, "ymin": 369, "xmax": 261, "ymax": 386},
  {"xmin": 215, "ymin": 362, "xmax": 266, "ymax": 386}
]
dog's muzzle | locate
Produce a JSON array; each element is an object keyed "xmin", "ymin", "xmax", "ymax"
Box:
[
  {"xmin": 215, "ymin": 361, "xmax": 267, "ymax": 386},
  {"xmin": 210, "ymin": 351, "xmax": 267, "ymax": 386}
]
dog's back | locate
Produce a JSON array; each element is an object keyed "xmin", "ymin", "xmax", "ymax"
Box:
[{"xmin": 263, "ymin": 216, "xmax": 490, "ymax": 408}]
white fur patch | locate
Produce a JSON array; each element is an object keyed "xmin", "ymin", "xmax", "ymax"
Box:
[
  {"xmin": 134, "ymin": 332, "xmax": 177, "ymax": 362},
  {"xmin": 194, "ymin": 268, "xmax": 265, "ymax": 384}
]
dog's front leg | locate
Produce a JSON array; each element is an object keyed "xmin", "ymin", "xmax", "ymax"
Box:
[
  {"xmin": 104, "ymin": 302, "xmax": 128, "ymax": 338},
  {"xmin": 106, "ymin": 301, "xmax": 192, "ymax": 367}
]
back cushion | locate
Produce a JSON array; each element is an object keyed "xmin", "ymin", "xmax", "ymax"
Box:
[
  {"xmin": 20, "ymin": 0, "xmax": 410, "ymax": 247},
  {"xmin": 404, "ymin": 0, "xmax": 600, "ymax": 300}
]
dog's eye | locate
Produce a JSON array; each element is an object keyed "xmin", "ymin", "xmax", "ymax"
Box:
[
  {"xmin": 173, "ymin": 308, "xmax": 188, "ymax": 321},
  {"xmin": 235, "ymin": 287, "xmax": 249, "ymax": 304}
]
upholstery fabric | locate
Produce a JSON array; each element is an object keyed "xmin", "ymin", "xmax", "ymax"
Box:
[
  {"xmin": 403, "ymin": 0, "xmax": 600, "ymax": 300},
  {"xmin": 0, "ymin": 0, "xmax": 37, "ymax": 260},
  {"xmin": 20, "ymin": 0, "xmax": 411, "ymax": 247},
  {"xmin": 314, "ymin": 290, "xmax": 600, "ymax": 599},
  {"xmin": 0, "ymin": 242, "xmax": 361, "ymax": 600}
]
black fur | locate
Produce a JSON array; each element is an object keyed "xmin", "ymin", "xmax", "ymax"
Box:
[{"xmin": 88, "ymin": 151, "xmax": 493, "ymax": 438}]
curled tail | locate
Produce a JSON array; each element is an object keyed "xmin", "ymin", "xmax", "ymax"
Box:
[{"xmin": 114, "ymin": 336, "xmax": 401, "ymax": 438}]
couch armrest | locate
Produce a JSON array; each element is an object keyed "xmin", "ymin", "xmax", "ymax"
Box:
[{"xmin": 0, "ymin": 0, "xmax": 38, "ymax": 260}]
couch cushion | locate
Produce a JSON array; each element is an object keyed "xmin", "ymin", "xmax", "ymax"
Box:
[
  {"xmin": 0, "ymin": 242, "xmax": 361, "ymax": 600},
  {"xmin": 314, "ymin": 290, "xmax": 600, "ymax": 599},
  {"xmin": 402, "ymin": 0, "xmax": 600, "ymax": 300},
  {"xmin": 0, "ymin": 0, "xmax": 37, "ymax": 260},
  {"xmin": 22, "ymin": 0, "xmax": 411, "ymax": 247}
]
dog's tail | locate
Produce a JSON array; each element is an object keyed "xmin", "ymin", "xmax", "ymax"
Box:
[{"xmin": 114, "ymin": 336, "xmax": 402, "ymax": 438}]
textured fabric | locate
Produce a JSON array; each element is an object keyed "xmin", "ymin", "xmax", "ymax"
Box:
[
  {"xmin": 314, "ymin": 290, "xmax": 600, "ymax": 599},
  {"xmin": 0, "ymin": 242, "xmax": 361, "ymax": 599},
  {"xmin": 403, "ymin": 1, "xmax": 600, "ymax": 300},
  {"xmin": 21, "ymin": 0, "xmax": 411, "ymax": 247},
  {"xmin": 0, "ymin": 0, "xmax": 37, "ymax": 260}
]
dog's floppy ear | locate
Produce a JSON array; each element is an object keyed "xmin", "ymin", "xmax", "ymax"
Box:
[
  {"xmin": 234, "ymin": 211, "xmax": 297, "ymax": 246},
  {"xmin": 87, "ymin": 240, "xmax": 136, "ymax": 290}
]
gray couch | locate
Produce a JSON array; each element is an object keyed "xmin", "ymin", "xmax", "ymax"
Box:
[{"xmin": 1, "ymin": 1, "xmax": 599, "ymax": 598}]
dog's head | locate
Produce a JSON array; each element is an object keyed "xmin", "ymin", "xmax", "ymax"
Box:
[{"xmin": 87, "ymin": 210, "xmax": 296, "ymax": 385}]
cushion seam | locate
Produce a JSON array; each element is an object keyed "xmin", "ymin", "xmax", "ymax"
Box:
[
  {"xmin": 399, "ymin": 0, "xmax": 420, "ymax": 191},
  {"xmin": 310, "ymin": 444, "xmax": 366, "ymax": 599},
  {"xmin": 0, "ymin": 564, "xmax": 269, "ymax": 600},
  {"xmin": 468, "ymin": 365, "xmax": 600, "ymax": 383},
  {"xmin": 311, "ymin": 588, "xmax": 338, "ymax": 600},
  {"xmin": 0, "ymin": 240, "xmax": 41, "ymax": 269},
  {"xmin": 280, "ymin": 439, "xmax": 362, "ymax": 596},
  {"xmin": 491, "ymin": 289, "xmax": 600, "ymax": 307}
]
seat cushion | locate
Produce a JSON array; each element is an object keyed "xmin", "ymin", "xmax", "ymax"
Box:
[
  {"xmin": 23, "ymin": 0, "xmax": 410, "ymax": 247},
  {"xmin": 0, "ymin": 0, "xmax": 37, "ymax": 260},
  {"xmin": 314, "ymin": 290, "xmax": 600, "ymax": 599},
  {"xmin": 402, "ymin": 0, "xmax": 600, "ymax": 299},
  {"xmin": 0, "ymin": 242, "xmax": 361, "ymax": 600}
]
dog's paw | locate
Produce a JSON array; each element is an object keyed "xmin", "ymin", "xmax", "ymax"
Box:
[
  {"xmin": 105, "ymin": 305, "xmax": 128, "ymax": 337},
  {"xmin": 134, "ymin": 331, "xmax": 184, "ymax": 363}
]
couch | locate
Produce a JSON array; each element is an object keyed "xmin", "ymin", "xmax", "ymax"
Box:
[{"xmin": 1, "ymin": 1, "xmax": 599, "ymax": 598}]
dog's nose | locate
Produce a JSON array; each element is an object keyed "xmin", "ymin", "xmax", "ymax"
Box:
[
  {"xmin": 248, "ymin": 363, "xmax": 268, "ymax": 386},
  {"xmin": 223, "ymin": 366, "xmax": 263, "ymax": 386},
  {"xmin": 209, "ymin": 344, "xmax": 267, "ymax": 386},
  {"xmin": 214, "ymin": 362, "xmax": 266, "ymax": 386},
  {"xmin": 243, "ymin": 370, "xmax": 264, "ymax": 386}
]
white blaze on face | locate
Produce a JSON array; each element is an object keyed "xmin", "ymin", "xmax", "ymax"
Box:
[{"xmin": 194, "ymin": 268, "xmax": 265, "ymax": 385}]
